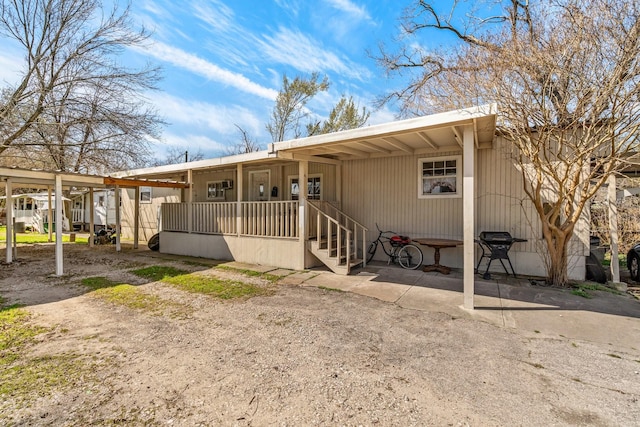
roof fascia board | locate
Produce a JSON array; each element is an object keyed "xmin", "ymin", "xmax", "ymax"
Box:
[
  {"xmin": 113, "ymin": 150, "xmax": 274, "ymax": 178},
  {"xmin": 271, "ymin": 104, "xmax": 496, "ymax": 152}
]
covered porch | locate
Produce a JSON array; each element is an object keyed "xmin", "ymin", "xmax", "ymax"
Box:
[{"xmin": 115, "ymin": 105, "xmax": 499, "ymax": 309}]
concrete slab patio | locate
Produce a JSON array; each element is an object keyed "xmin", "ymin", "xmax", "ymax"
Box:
[{"xmin": 293, "ymin": 262, "xmax": 640, "ymax": 351}]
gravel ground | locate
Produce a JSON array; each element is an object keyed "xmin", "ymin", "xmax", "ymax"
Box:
[{"xmin": 1, "ymin": 243, "xmax": 639, "ymax": 426}]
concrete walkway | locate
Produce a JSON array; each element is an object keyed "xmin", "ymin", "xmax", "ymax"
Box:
[{"xmin": 267, "ymin": 262, "xmax": 640, "ymax": 351}]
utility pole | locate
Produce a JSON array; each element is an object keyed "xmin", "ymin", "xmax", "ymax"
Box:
[{"xmin": 185, "ymin": 151, "xmax": 188, "ymax": 162}]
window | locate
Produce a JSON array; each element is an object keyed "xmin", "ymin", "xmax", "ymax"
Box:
[
  {"xmin": 419, "ymin": 156, "xmax": 461, "ymax": 198},
  {"xmin": 290, "ymin": 175, "xmax": 322, "ymax": 200},
  {"xmin": 206, "ymin": 181, "xmax": 226, "ymax": 200},
  {"xmin": 140, "ymin": 186, "xmax": 152, "ymax": 203}
]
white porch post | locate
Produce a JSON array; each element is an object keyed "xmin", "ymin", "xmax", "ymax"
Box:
[
  {"xmin": 187, "ymin": 169, "xmax": 193, "ymax": 233},
  {"xmin": 5, "ymin": 178, "xmax": 12, "ymax": 263},
  {"xmin": 134, "ymin": 186, "xmax": 140, "ymax": 249},
  {"xmin": 298, "ymin": 160, "xmax": 309, "ymax": 270},
  {"xmin": 54, "ymin": 174, "xmax": 64, "ymax": 276},
  {"xmin": 89, "ymin": 188, "xmax": 94, "ymax": 247},
  {"xmin": 463, "ymin": 126, "xmax": 475, "ymax": 310},
  {"xmin": 115, "ymin": 185, "xmax": 121, "ymax": 252},
  {"xmin": 47, "ymin": 187, "xmax": 53, "ymax": 242},
  {"xmin": 608, "ymin": 174, "xmax": 620, "ymax": 283},
  {"xmin": 336, "ymin": 163, "xmax": 342, "ymax": 206},
  {"xmin": 236, "ymin": 164, "xmax": 243, "ymax": 235}
]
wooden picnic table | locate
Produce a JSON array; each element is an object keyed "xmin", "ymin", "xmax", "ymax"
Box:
[{"xmin": 414, "ymin": 238, "xmax": 464, "ymax": 275}]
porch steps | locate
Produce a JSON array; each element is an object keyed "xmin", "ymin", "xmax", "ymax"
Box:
[{"xmin": 308, "ymin": 238, "xmax": 363, "ymax": 275}]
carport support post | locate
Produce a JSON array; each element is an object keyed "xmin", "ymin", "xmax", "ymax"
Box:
[
  {"xmin": 115, "ymin": 185, "xmax": 121, "ymax": 252},
  {"xmin": 89, "ymin": 188, "xmax": 94, "ymax": 247},
  {"xmin": 5, "ymin": 178, "xmax": 12, "ymax": 263},
  {"xmin": 463, "ymin": 126, "xmax": 475, "ymax": 310},
  {"xmin": 55, "ymin": 174, "xmax": 64, "ymax": 276},
  {"xmin": 608, "ymin": 175, "xmax": 620, "ymax": 283},
  {"xmin": 134, "ymin": 186, "xmax": 140, "ymax": 249}
]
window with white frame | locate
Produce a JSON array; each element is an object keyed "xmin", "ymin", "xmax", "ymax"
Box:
[
  {"xmin": 206, "ymin": 181, "xmax": 225, "ymax": 200},
  {"xmin": 418, "ymin": 156, "xmax": 461, "ymax": 198},
  {"xmin": 289, "ymin": 175, "xmax": 322, "ymax": 200},
  {"xmin": 140, "ymin": 186, "xmax": 152, "ymax": 203}
]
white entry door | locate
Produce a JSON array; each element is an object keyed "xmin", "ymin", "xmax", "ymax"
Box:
[{"xmin": 249, "ymin": 170, "xmax": 270, "ymax": 201}]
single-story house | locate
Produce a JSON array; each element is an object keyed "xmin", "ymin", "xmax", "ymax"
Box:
[{"xmin": 113, "ymin": 105, "xmax": 592, "ymax": 308}]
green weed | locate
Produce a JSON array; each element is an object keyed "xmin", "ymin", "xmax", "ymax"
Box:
[
  {"xmin": 163, "ymin": 274, "xmax": 271, "ymax": 300},
  {"xmin": 131, "ymin": 265, "xmax": 188, "ymax": 281}
]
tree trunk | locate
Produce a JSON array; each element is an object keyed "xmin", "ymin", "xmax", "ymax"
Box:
[{"xmin": 542, "ymin": 226, "xmax": 571, "ymax": 287}]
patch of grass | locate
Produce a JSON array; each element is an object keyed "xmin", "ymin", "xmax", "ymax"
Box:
[
  {"xmin": 216, "ymin": 265, "xmax": 281, "ymax": 283},
  {"xmin": 607, "ymin": 353, "xmax": 622, "ymax": 359},
  {"xmin": 82, "ymin": 276, "xmax": 190, "ymax": 317},
  {"xmin": 0, "ymin": 226, "xmax": 87, "ymax": 244},
  {"xmin": 163, "ymin": 274, "xmax": 271, "ymax": 300},
  {"xmin": 570, "ymin": 282, "xmax": 623, "ymax": 299},
  {"xmin": 318, "ymin": 286, "xmax": 344, "ymax": 292},
  {"xmin": 571, "ymin": 289, "xmax": 592, "ymax": 299},
  {"xmin": 81, "ymin": 276, "xmax": 119, "ymax": 290},
  {"xmin": 602, "ymin": 253, "xmax": 625, "ymax": 267},
  {"xmin": 0, "ymin": 305, "xmax": 91, "ymax": 407},
  {"xmin": 131, "ymin": 265, "xmax": 188, "ymax": 281},
  {"xmin": 92, "ymin": 284, "xmax": 189, "ymax": 317},
  {"xmin": 534, "ymin": 330, "xmax": 540, "ymax": 334},
  {"xmin": 0, "ymin": 305, "xmax": 47, "ymax": 358},
  {"xmin": 0, "ymin": 353, "xmax": 86, "ymax": 401}
]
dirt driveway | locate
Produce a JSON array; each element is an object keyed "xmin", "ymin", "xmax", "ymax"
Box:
[{"xmin": 1, "ymin": 243, "xmax": 639, "ymax": 426}]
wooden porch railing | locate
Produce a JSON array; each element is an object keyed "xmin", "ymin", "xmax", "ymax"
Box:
[
  {"xmin": 192, "ymin": 202, "xmax": 236, "ymax": 234},
  {"xmin": 240, "ymin": 201, "xmax": 298, "ymax": 238},
  {"xmin": 161, "ymin": 201, "xmax": 299, "ymax": 238}
]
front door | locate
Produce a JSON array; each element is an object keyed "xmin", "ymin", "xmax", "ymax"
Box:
[{"xmin": 249, "ymin": 170, "xmax": 270, "ymax": 201}]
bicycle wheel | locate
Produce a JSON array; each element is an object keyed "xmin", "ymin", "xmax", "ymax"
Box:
[
  {"xmin": 397, "ymin": 244, "xmax": 423, "ymax": 270},
  {"xmin": 366, "ymin": 241, "xmax": 378, "ymax": 263}
]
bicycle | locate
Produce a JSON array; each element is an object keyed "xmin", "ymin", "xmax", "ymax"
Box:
[{"xmin": 366, "ymin": 224, "xmax": 423, "ymax": 269}]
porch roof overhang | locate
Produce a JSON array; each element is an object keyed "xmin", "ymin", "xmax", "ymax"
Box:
[
  {"xmin": 0, "ymin": 167, "xmax": 189, "ymax": 189},
  {"xmin": 269, "ymin": 104, "xmax": 497, "ymax": 162},
  {"xmin": 111, "ymin": 104, "xmax": 498, "ymax": 181}
]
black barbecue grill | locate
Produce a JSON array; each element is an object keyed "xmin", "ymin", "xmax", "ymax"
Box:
[{"xmin": 475, "ymin": 231, "xmax": 527, "ymax": 280}]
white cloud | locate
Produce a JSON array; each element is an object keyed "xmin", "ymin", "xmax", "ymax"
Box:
[
  {"xmin": 0, "ymin": 45, "xmax": 24, "ymax": 86},
  {"xmin": 147, "ymin": 92, "xmax": 263, "ymax": 135},
  {"xmin": 192, "ymin": 0, "xmax": 235, "ymax": 33},
  {"xmin": 134, "ymin": 42, "xmax": 278, "ymax": 100},
  {"xmin": 256, "ymin": 27, "xmax": 371, "ymax": 81},
  {"xmin": 368, "ymin": 105, "xmax": 397, "ymax": 125},
  {"xmin": 324, "ymin": 0, "xmax": 371, "ymax": 21}
]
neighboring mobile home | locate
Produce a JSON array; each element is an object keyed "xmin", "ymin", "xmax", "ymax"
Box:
[
  {"xmin": 0, "ymin": 193, "xmax": 71, "ymax": 233},
  {"xmin": 114, "ymin": 105, "xmax": 589, "ymax": 284}
]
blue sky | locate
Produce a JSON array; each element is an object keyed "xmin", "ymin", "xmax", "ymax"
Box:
[{"xmin": 0, "ymin": 0, "xmax": 452, "ymax": 159}]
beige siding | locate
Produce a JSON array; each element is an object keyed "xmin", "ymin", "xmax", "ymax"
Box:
[
  {"xmin": 343, "ymin": 150, "xmax": 463, "ymax": 240},
  {"xmin": 342, "ymin": 140, "xmax": 588, "ymax": 278},
  {"xmin": 189, "ymin": 162, "xmax": 337, "ymax": 202},
  {"xmin": 120, "ymin": 187, "xmax": 181, "ymax": 241}
]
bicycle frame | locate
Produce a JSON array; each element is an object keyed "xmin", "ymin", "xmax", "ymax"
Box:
[{"xmin": 366, "ymin": 224, "xmax": 423, "ymax": 270}]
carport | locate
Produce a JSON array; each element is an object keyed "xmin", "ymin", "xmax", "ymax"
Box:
[{"xmin": 1, "ymin": 167, "xmax": 189, "ymax": 275}]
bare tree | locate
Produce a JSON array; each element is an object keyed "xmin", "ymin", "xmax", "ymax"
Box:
[
  {"xmin": 225, "ymin": 124, "xmax": 262, "ymax": 155},
  {"xmin": 378, "ymin": 0, "xmax": 640, "ymax": 286},
  {"xmin": 307, "ymin": 95, "xmax": 370, "ymax": 136},
  {"xmin": 266, "ymin": 73, "xmax": 329, "ymax": 142},
  {"xmin": 153, "ymin": 147, "xmax": 205, "ymax": 166},
  {"xmin": 0, "ymin": 0, "xmax": 163, "ymax": 173}
]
